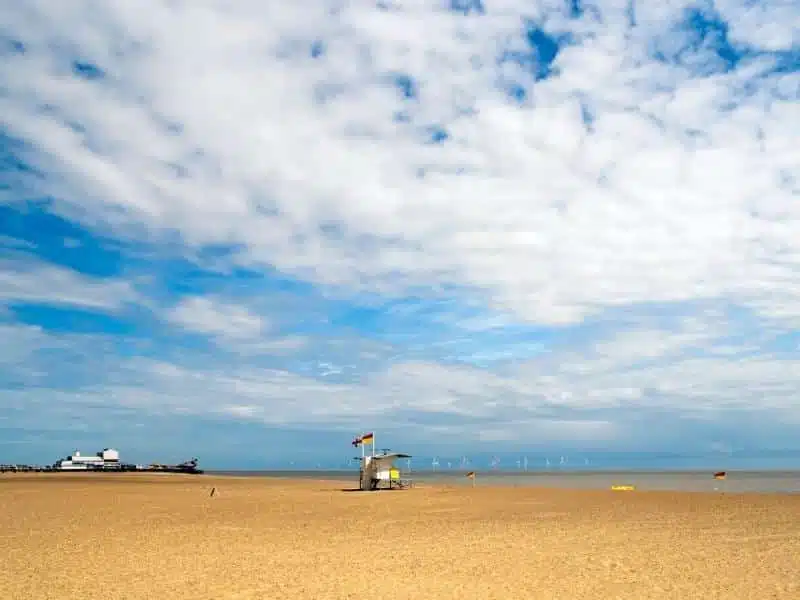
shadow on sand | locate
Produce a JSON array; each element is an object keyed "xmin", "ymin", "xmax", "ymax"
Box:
[{"xmin": 339, "ymin": 487, "xmax": 412, "ymax": 493}]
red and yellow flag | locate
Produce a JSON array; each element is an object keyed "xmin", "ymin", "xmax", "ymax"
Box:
[{"xmin": 352, "ymin": 433, "xmax": 374, "ymax": 447}]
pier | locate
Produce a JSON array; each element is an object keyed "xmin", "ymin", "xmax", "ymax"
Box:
[{"xmin": 1, "ymin": 449, "xmax": 203, "ymax": 474}]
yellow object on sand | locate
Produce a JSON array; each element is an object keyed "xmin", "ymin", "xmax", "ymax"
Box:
[{"xmin": 611, "ymin": 485, "xmax": 635, "ymax": 491}]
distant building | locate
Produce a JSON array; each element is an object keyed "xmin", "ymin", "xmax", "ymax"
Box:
[{"xmin": 54, "ymin": 448, "xmax": 121, "ymax": 471}]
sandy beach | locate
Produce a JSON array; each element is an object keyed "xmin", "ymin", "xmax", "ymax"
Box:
[{"xmin": 1, "ymin": 474, "xmax": 798, "ymax": 599}]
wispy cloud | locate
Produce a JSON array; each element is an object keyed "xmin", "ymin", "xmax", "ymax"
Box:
[
  {"xmin": 0, "ymin": 257, "xmax": 138, "ymax": 311},
  {"xmin": 166, "ymin": 296, "xmax": 267, "ymax": 341}
]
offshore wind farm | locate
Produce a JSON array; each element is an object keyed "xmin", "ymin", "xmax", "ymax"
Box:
[{"xmin": 217, "ymin": 447, "xmax": 800, "ymax": 475}]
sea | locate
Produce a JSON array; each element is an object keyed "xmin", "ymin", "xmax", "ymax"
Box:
[{"xmin": 208, "ymin": 469, "xmax": 800, "ymax": 494}]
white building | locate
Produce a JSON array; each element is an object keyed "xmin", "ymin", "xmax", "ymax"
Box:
[{"xmin": 54, "ymin": 448, "xmax": 121, "ymax": 471}]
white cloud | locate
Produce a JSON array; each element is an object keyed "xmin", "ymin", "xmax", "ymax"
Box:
[
  {"xmin": 2, "ymin": 0, "xmax": 798, "ymax": 326},
  {"xmin": 2, "ymin": 312, "xmax": 797, "ymax": 449},
  {"xmin": 166, "ymin": 296, "xmax": 267, "ymax": 340},
  {"xmin": 0, "ymin": 257, "xmax": 138, "ymax": 311}
]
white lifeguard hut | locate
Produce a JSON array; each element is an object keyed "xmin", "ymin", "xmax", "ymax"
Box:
[{"xmin": 352, "ymin": 432, "xmax": 412, "ymax": 491}]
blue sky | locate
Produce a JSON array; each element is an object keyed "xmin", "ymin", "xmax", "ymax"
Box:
[{"xmin": 1, "ymin": 1, "xmax": 799, "ymax": 469}]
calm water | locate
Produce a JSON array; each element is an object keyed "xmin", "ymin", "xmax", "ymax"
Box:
[{"xmin": 210, "ymin": 469, "xmax": 800, "ymax": 494}]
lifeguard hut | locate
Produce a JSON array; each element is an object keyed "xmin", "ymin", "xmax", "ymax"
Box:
[{"xmin": 352, "ymin": 432, "xmax": 412, "ymax": 491}]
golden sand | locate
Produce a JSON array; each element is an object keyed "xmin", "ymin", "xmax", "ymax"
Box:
[{"xmin": 1, "ymin": 474, "xmax": 798, "ymax": 599}]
